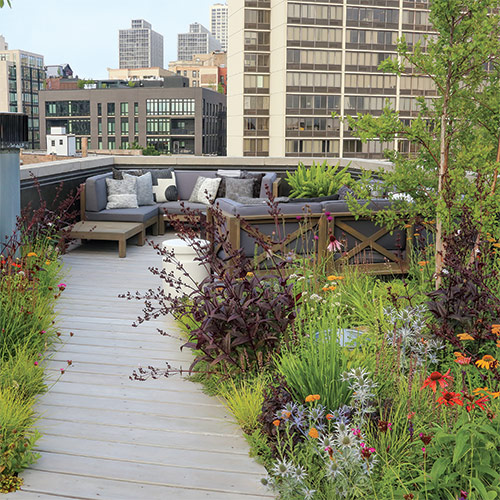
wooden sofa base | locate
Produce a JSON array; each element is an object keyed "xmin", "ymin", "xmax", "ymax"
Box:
[{"xmin": 220, "ymin": 210, "xmax": 412, "ymax": 275}]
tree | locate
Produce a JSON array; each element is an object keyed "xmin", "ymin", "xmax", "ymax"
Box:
[
  {"xmin": 348, "ymin": 0, "xmax": 500, "ymax": 282},
  {"xmin": 0, "ymin": 0, "xmax": 11, "ymax": 7}
]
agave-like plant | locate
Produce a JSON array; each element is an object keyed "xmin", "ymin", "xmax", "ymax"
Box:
[{"xmin": 286, "ymin": 161, "xmax": 352, "ymax": 199}]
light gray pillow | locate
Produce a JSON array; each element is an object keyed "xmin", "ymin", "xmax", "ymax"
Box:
[
  {"xmin": 189, "ymin": 176, "xmax": 222, "ymax": 205},
  {"xmin": 124, "ymin": 172, "xmax": 154, "ymax": 206},
  {"xmin": 105, "ymin": 176, "xmax": 138, "ymax": 209},
  {"xmin": 225, "ymin": 177, "xmax": 255, "ymax": 202}
]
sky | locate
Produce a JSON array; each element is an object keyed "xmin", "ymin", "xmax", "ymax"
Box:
[{"xmin": 0, "ymin": 0, "xmax": 217, "ymax": 79}]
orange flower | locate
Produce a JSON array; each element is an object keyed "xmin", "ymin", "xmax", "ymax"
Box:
[
  {"xmin": 326, "ymin": 413, "xmax": 334, "ymax": 420},
  {"xmin": 493, "ymin": 243, "xmax": 500, "ymax": 248},
  {"xmin": 246, "ymin": 272, "xmax": 254, "ymax": 278},
  {"xmin": 327, "ymin": 275, "xmax": 336, "ymax": 281},
  {"xmin": 27, "ymin": 252, "xmax": 38, "ymax": 257},
  {"xmin": 281, "ymin": 411, "xmax": 291, "ymax": 419},
  {"xmin": 491, "ymin": 324, "xmax": 500, "ymax": 336},
  {"xmin": 418, "ymin": 261, "xmax": 429, "ymax": 266},
  {"xmin": 476, "ymin": 355, "xmax": 498, "ymax": 370},
  {"xmin": 308, "ymin": 428, "xmax": 319, "ymax": 439},
  {"xmin": 322, "ymin": 286, "xmax": 328, "ymax": 291},
  {"xmin": 305, "ymin": 394, "xmax": 320, "ymax": 402},
  {"xmin": 328, "ymin": 286, "xmax": 337, "ymax": 291},
  {"xmin": 273, "ymin": 419, "xmax": 280, "ymax": 427},
  {"xmin": 421, "ymin": 370, "xmax": 453, "ymax": 393},
  {"xmin": 457, "ymin": 333, "xmax": 475, "ymax": 341}
]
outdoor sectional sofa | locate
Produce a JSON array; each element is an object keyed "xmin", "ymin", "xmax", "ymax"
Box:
[
  {"xmin": 80, "ymin": 169, "xmax": 279, "ymax": 235},
  {"xmin": 216, "ymin": 198, "xmax": 412, "ymax": 275}
]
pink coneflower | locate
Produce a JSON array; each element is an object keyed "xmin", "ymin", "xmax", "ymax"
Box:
[
  {"xmin": 327, "ymin": 235, "xmax": 342, "ymax": 252},
  {"xmin": 34, "ymin": 361, "xmax": 38, "ymax": 366},
  {"xmin": 57, "ymin": 283, "xmax": 66, "ymax": 290}
]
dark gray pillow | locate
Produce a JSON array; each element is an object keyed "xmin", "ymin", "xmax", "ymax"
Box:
[
  {"xmin": 112, "ymin": 168, "xmax": 143, "ymax": 180},
  {"xmin": 124, "ymin": 172, "xmax": 154, "ymax": 206},
  {"xmin": 241, "ymin": 171, "xmax": 265, "ymax": 198},
  {"xmin": 165, "ymin": 185, "xmax": 178, "ymax": 201},
  {"xmin": 147, "ymin": 167, "xmax": 175, "ymax": 185},
  {"xmin": 225, "ymin": 178, "xmax": 255, "ymax": 201}
]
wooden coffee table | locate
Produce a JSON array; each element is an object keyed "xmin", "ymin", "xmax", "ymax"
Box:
[{"xmin": 69, "ymin": 221, "xmax": 145, "ymax": 258}]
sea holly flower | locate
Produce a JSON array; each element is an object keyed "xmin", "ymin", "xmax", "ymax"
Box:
[
  {"xmin": 437, "ymin": 390, "xmax": 463, "ymax": 407},
  {"xmin": 421, "ymin": 369, "xmax": 453, "ymax": 393},
  {"xmin": 476, "ymin": 355, "xmax": 498, "ymax": 370}
]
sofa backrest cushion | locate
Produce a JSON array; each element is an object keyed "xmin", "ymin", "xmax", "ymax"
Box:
[
  {"xmin": 320, "ymin": 199, "xmax": 393, "ymax": 214},
  {"xmin": 86, "ymin": 172, "xmax": 112, "ymax": 212},
  {"xmin": 260, "ymin": 173, "xmax": 277, "ymax": 198},
  {"xmin": 174, "ymin": 170, "xmax": 216, "ymax": 200}
]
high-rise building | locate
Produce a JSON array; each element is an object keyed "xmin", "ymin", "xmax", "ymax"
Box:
[
  {"xmin": 0, "ymin": 35, "xmax": 45, "ymax": 149},
  {"xmin": 210, "ymin": 3, "xmax": 229, "ymax": 52},
  {"xmin": 178, "ymin": 23, "xmax": 222, "ymax": 62},
  {"xmin": 119, "ymin": 20, "xmax": 164, "ymax": 69},
  {"xmin": 227, "ymin": 0, "xmax": 435, "ymax": 158}
]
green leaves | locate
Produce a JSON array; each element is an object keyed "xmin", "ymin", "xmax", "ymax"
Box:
[
  {"xmin": 0, "ymin": 0, "xmax": 12, "ymax": 7},
  {"xmin": 286, "ymin": 161, "xmax": 352, "ymax": 199}
]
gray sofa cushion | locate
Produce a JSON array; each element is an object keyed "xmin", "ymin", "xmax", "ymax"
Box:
[
  {"xmin": 321, "ymin": 199, "xmax": 393, "ymax": 213},
  {"xmin": 260, "ymin": 172, "xmax": 278, "ymax": 198},
  {"xmin": 158, "ymin": 201, "xmax": 207, "ymax": 215},
  {"xmin": 175, "ymin": 170, "xmax": 217, "ymax": 200},
  {"xmin": 85, "ymin": 172, "xmax": 112, "ymax": 212},
  {"xmin": 85, "ymin": 205, "xmax": 158, "ymax": 223},
  {"xmin": 216, "ymin": 198, "xmax": 323, "ymax": 217}
]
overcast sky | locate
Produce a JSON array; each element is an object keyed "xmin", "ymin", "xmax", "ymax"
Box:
[{"xmin": 1, "ymin": 0, "xmax": 217, "ymax": 79}]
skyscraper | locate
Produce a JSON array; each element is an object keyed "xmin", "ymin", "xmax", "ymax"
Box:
[
  {"xmin": 210, "ymin": 3, "xmax": 228, "ymax": 52},
  {"xmin": 0, "ymin": 35, "xmax": 45, "ymax": 149},
  {"xmin": 119, "ymin": 20, "xmax": 164, "ymax": 69},
  {"xmin": 177, "ymin": 23, "xmax": 222, "ymax": 62},
  {"xmin": 227, "ymin": 0, "xmax": 435, "ymax": 158}
]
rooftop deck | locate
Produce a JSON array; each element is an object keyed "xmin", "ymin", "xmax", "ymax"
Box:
[{"xmin": 6, "ymin": 234, "xmax": 272, "ymax": 500}]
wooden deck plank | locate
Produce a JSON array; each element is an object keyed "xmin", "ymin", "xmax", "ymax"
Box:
[{"xmin": 14, "ymin": 235, "xmax": 271, "ymax": 499}]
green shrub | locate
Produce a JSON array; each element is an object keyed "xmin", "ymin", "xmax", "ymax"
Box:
[
  {"xmin": 219, "ymin": 376, "xmax": 267, "ymax": 434},
  {"xmin": 0, "ymin": 347, "xmax": 47, "ymax": 401},
  {"xmin": 286, "ymin": 161, "xmax": 351, "ymax": 198},
  {"xmin": 0, "ymin": 388, "xmax": 40, "ymax": 493},
  {"xmin": 277, "ymin": 304, "xmax": 351, "ymax": 411}
]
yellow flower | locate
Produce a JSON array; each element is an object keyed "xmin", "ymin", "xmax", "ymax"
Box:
[
  {"xmin": 308, "ymin": 428, "xmax": 319, "ymax": 439},
  {"xmin": 491, "ymin": 324, "xmax": 500, "ymax": 336},
  {"xmin": 493, "ymin": 243, "xmax": 500, "ymax": 248},
  {"xmin": 246, "ymin": 272, "xmax": 254, "ymax": 278},
  {"xmin": 474, "ymin": 387, "xmax": 500, "ymax": 399},
  {"xmin": 476, "ymin": 355, "xmax": 498, "ymax": 370},
  {"xmin": 27, "ymin": 252, "xmax": 38, "ymax": 257},
  {"xmin": 45, "ymin": 260, "xmax": 51, "ymax": 265},
  {"xmin": 457, "ymin": 333, "xmax": 475, "ymax": 341},
  {"xmin": 327, "ymin": 275, "xmax": 336, "ymax": 281}
]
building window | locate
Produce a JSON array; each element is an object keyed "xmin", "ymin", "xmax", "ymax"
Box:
[
  {"xmin": 51, "ymin": 140, "xmax": 55, "ymax": 147},
  {"xmin": 108, "ymin": 138, "xmax": 115, "ymax": 149},
  {"xmin": 107, "ymin": 102, "xmax": 115, "ymax": 116},
  {"xmin": 97, "ymin": 103, "xmax": 102, "ymax": 116},
  {"xmin": 134, "ymin": 102, "xmax": 139, "ymax": 115},
  {"xmin": 98, "ymin": 137, "xmax": 103, "ymax": 150},
  {"xmin": 192, "ymin": 80, "xmax": 197, "ymax": 87},
  {"xmin": 121, "ymin": 119, "xmax": 129, "ymax": 135},
  {"xmin": 108, "ymin": 118, "xmax": 115, "ymax": 134},
  {"xmin": 120, "ymin": 102, "xmax": 129, "ymax": 116}
]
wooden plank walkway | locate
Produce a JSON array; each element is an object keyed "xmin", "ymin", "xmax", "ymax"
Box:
[{"xmin": 6, "ymin": 235, "xmax": 272, "ymax": 500}]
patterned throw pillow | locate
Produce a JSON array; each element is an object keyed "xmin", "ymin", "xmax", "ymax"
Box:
[
  {"xmin": 112, "ymin": 168, "xmax": 143, "ymax": 180},
  {"xmin": 241, "ymin": 171, "xmax": 265, "ymax": 198},
  {"xmin": 188, "ymin": 176, "xmax": 222, "ymax": 205},
  {"xmin": 124, "ymin": 172, "xmax": 154, "ymax": 206},
  {"xmin": 337, "ymin": 184, "xmax": 357, "ymax": 200},
  {"xmin": 105, "ymin": 177, "xmax": 138, "ymax": 209},
  {"xmin": 153, "ymin": 176, "xmax": 178, "ymax": 203},
  {"xmin": 225, "ymin": 178, "xmax": 255, "ymax": 202}
]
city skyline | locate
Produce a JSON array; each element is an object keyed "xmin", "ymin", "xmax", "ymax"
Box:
[{"xmin": 0, "ymin": 0, "xmax": 218, "ymax": 80}]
